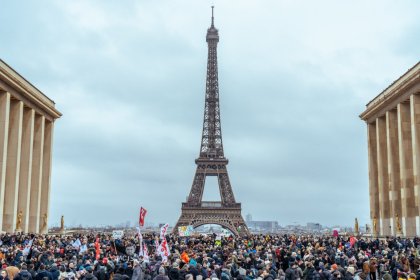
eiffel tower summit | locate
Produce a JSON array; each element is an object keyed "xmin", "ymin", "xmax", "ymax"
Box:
[{"xmin": 174, "ymin": 7, "xmax": 249, "ymax": 237}]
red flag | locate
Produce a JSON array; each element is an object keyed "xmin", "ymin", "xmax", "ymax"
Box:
[
  {"xmin": 350, "ymin": 236, "xmax": 357, "ymax": 247},
  {"xmin": 95, "ymin": 237, "xmax": 100, "ymax": 260},
  {"xmin": 139, "ymin": 207, "xmax": 147, "ymax": 226}
]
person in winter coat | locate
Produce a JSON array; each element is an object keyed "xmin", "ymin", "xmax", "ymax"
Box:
[
  {"xmin": 278, "ymin": 268, "xmax": 286, "ymax": 280},
  {"xmin": 132, "ymin": 260, "xmax": 144, "ymax": 280},
  {"xmin": 49, "ymin": 264, "xmax": 60, "ymax": 280},
  {"xmin": 153, "ymin": 267, "xmax": 169, "ymax": 280},
  {"xmin": 113, "ymin": 267, "xmax": 130, "ymax": 280},
  {"xmin": 344, "ymin": 267, "xmax": 355, "ymax": 280},
  {"xmin": 305, "ymin": 263, "xmax": 320, "ymax": 280},
  {"xmin": 262, "ymin": 270, "xmax": 275, "ymax": 280},
  {"xmin": 168, "ymin": 263, "xmax": 179, "ymax": 280},
  {"xmin": 0, "ymin": 270, "xmax": 9, "ymax": 280},
  {"xmin": 285, "ymin": 263, "xmax": 298, "ymax": 280},
  {"xmin": 83, "ymin": 267, "xmax": 98, "ymax": 280},
  {"xmin": 58, "ymin": 266, "xmax": 67, "ymax": 280},
  {"xmin": 5, "ymin": 266, "xmax": 19, "ymax": 280},
  {"xmin": 370, "ymin": 258, "xmax": 378, "ymax": 280},
  {"xmin": 15, "ymin": 264, "xmax": 33, "ymax": 280},
  {"xmin": 35, "ymin": 264, "xmax": 52, "ymax": 280}
]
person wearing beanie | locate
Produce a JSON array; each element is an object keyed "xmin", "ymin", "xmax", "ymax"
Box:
[
  {"xmin": 168, "ymin": 262, "xmax": 180, "ymax": 280},
  {"xmin": 153, "ymin": 266, "xmax": 169, "ymax": 280}
]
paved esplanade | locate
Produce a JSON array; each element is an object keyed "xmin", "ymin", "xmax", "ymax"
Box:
[
  {"xmin": 360, "ymin": 62, "xmax": 420, "ymax": 237},
  {"xmin": 0, "ymin": 60, "xmax": 61, "ymax": 233}
]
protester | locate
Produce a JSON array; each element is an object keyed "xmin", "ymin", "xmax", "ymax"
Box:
[{"xmin": 2, "ymin": 232, "xmax": 420, "ymax": 280}]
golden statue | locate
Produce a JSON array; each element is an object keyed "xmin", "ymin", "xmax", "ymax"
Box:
[
  {"xmin": 373, "ymin": 216, "xmax": 377, "ymax": 235},
  {"xmin": 16, "ymin": 210, "xmax": 23, "ymax": 231},
  {"xmin": 60, "ymin": 215, "xmax": 65, "ymax": 231},
  {"xmin": 396, "ymin": 213, "xmax": 402, "ymax": 234},
  {"xmin": 354, "ymin": 218, "xmax": 359, "ymax": 234},
  {"xmin": 42, "ymin": 213, "xmax": 48, "ymax": 230}
]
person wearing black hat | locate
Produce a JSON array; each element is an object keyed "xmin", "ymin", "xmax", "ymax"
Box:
[
  {"xmin": 35, "ymin": 264, "xmax": 52, "ymax": 280},
  {"xmin": 82, "ymin": 267, "xmax": 98, "ymax": 280}
]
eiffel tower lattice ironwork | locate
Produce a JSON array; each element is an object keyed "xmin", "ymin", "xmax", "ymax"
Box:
[{"xmin": 174, "ymin": 7, "xmax": 249, "ymax": 237}]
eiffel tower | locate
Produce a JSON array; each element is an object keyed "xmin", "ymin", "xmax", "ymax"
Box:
[{"xmin": 174, "ymin": 7, "xmax": 249, "ymax": 237}]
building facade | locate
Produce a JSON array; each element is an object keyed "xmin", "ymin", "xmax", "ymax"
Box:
[
  {"xmin": 0, "ymin": 60, "xmax": 61, "ymax": 233},
  {"xmin": 360, "ymin": 62, "xmax": 420, "ymax": 237}
]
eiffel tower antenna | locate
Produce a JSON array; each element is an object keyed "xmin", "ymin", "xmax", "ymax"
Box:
[
  {"xmin": 211, "ymin": 6, "xmax": 214, "ymax": 27},
  {"xmin": 174, "ymin": 7, "xmax": 249, "ymax": 237}
]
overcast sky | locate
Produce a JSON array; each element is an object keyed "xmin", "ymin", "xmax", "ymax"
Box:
[{"xmin": 1, "ymin": 1, "xmax": 419, "ymax": 228}]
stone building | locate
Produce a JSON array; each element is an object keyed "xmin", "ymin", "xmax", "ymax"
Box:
[
  {"xmin": 360, "ymin": 62, "xmax": 420, "ymax": 237},
  {"xmin": 0, "ymin": 60, "xmax": 61, "ymax": 233}
]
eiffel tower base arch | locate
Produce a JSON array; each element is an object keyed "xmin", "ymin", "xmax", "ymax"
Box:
[{"xmin": 174, "ymin": 204, "xmax": 249, "ymax": 237}]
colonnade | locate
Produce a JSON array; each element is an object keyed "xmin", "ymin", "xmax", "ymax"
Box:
[
  {"xmin": 0, "ymin": 92, "xmax": 54, "ymax": 233},
  {"xmin": 0, "ymin": 59, "xmax": 60, "ymax": 233},
  {"xmin": 367, "ymin": 94, "xmax": 420, "ymax": 237}
]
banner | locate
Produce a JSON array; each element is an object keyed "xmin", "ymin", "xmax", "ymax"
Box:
[
  {"xmin": 178, "ymin": 225, "xmax": 194, "ymax": 237},
  {"xmin": 143, "ymin": 243, "xmax": 149, "ymax": 261},
  {"xmin": 72, "ymin": 238, "xmax": 81, "ymax": 249},
  {"xmin": 136, "ymin": 227, "xmax": 143, "ymax": 256},
  {"xmin": 160, "ymin": 223, "xmax": 169, "ymax": 240},
  {"xmin": 139, "ymin": 207, "xmax": 147, "ymax": 226},
  {"xmin": 157, "ymin": 237, "xmax": 170, "ymax": 262},
  {"xmin": 112, "ymin": 230, "xmax": 124, "ymax": 239},
  {"xmin": 154, "ymin": 238, "xmax": 160, "ymax": 255}
]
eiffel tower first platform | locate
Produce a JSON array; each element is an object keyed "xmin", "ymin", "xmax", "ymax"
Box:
[{"xmin": 174, "ymin": 7, "xmax": 249, "ymax": 237}]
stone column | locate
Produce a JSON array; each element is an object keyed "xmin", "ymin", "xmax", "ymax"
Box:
[
  {"xmin": 28, "ymin": 115, "xmax": 44, "ymax": 233},
  {"xmin": 18, "ymin": 108, "xmax": 35, "ymax": 233},
  {"xmin": 398, "ymin": 102, "xmax": 417, "ymax": 237},
  {"xmin": 0, "ymin": 91, "xmax": 10, "ymax": 232},
  {"xmin": 368, "ymin": 122, "xmax": 380, "ymax": 235},
  {"xmin": 3, "ymin": 100, "xmax": 23, "ymax": 232},
  {"xmin": 39, "ymin": 120, "xmax": 53, "ymax": 234},
  {"xmin": 376, "ymin": 117, "xmax": 391, "ymax": 235},
  {"xmin": 386, "ymin": 109, "xmax": 402, "ymax": 235},
  {"xmin": 411, "ymin": 94, "xmax": 420, "ymax": 235}
]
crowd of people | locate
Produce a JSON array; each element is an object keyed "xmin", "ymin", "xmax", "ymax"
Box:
[{"xmin": 1, "ymin": 232, "xmax": 420, "ymax": 280}]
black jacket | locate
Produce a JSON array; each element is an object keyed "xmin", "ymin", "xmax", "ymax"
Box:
[{"xmin": 35, "ymin": 270, "xmax": 53, "ymax": 280}]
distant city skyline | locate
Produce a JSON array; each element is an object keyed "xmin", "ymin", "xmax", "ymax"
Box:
[{"xmin": 1, "ymin": 1, "xmax": 419, "ymax": 228}]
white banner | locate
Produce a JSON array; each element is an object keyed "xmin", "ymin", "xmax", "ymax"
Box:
[
  {"xmin": 112, "ymin": 230, "xmax": 124, "ymax": 239},
  {"xmin": 159, "ymin": 223, "xmax": 169, "ymax": 240}
]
